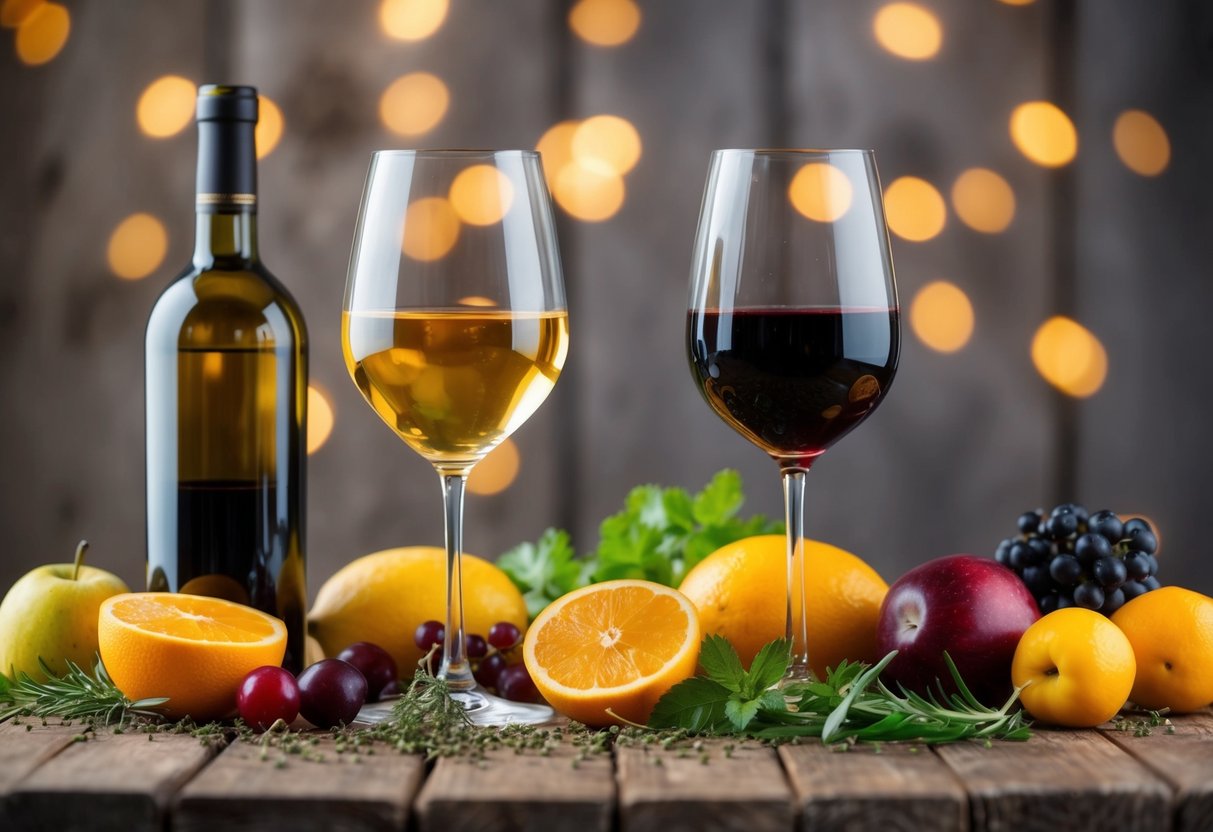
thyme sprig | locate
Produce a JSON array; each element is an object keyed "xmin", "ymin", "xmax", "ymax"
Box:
[{"xmin": 0, "ymin": 657, "xmax": 169, "ymax": 727}]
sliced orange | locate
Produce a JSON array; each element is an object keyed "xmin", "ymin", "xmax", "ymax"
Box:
[
  {"xmin": 99, "ymin": 593, "xmax": 287, "ymax": 720},
  {"xmin": 522, "ymin": 580, "xmax": 700, "ymax": 727}
]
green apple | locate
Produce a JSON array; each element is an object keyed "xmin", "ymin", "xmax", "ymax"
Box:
[{"xmin": 0, "ymin": 541, "xmax": 130, "ymax": 681}]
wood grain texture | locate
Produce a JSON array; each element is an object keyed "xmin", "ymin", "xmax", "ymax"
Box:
[
  {"xmin": 935, "ymin": 730, "xmax": 1171, "ymax": 832},
  {"xmin": 779, "ymin": 742, "xmax": 966, "ymax": 832},
  {"xmin": 1100, "ymin": 712, "xmax": 1213, "ymax": 832},
  {"xmin": 172, "ymin": 736, "xmax": 423, "ymax": 832},
  {"xmin": 5, "ymin": 729, "xmax": 220, "ymax": 832},
  {"xmin": 415, "ymin": 746, "xmax": 614, "ymax": 832},
  {"xmin": 0, "ymin": 721, "xmax": 81, "ymax": 828},
  {"xmin": 616, "ymin": 741, "xmax": 794, "ymax": 832}
]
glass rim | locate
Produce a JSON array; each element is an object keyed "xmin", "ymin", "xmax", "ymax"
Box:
[
  {"xmin": 370, "ymin": 149, "xmax": 540, "ymax": 159},
  {"xmin": 711, "ymin": 147, "xmax": 876, "ymax": 158}
]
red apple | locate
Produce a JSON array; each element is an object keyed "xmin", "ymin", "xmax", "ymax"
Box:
[{"xmin": 876, "ymin": 555, "xmax": 1040, "ymax": 705}]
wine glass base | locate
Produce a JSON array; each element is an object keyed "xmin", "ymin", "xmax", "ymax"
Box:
[{"xmin": 354, "ymin": 685, "xmax": 556, "ymax": 727}]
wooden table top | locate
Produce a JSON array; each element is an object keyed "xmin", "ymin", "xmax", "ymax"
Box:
[{"xmin": 1, "ymin": 711, "xmax": 1210, "ymax": 832}]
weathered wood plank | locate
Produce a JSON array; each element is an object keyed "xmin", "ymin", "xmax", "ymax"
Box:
[
  {"xmin": 935, "ymin": 730, "xmax": 1171, "ymax": 832},
  {"xmin": 1100, "ymin": 712, "xmax": 1213, "ymax": 832},
  {"xmin": 415, "ymin": 745, "xmax": 614, "ymax": 832},
  {"xmin": 173, "ymin": 735, "xmax": 423, "ymax": 832},
  {"xmin": 0, "ymin": 720, "xmax": 82, "ymax": 828},
  {"xmin": 779, "ymin": 742, "xmax": 966, "ymax": 832},
  {"xmin": 5, "ymin": 729, "xmax": 221, "ymax": 832},
  {"xmin": 616, "ymin": 740, "xmax": 794, "ymax": 832}
]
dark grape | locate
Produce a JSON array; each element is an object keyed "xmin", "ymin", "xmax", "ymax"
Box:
[
  {"xmin": 1100, "ymin": 587, "xmax": 1127, "ymax": 615},
  {"xmin": 995, "ymin": 538, "xmax": 1014, "ymax": 566},
  {"xmin": 465, "ymin": 634, "xmax": 488, "ymax": 659},
  {"xmin": 1142, "ymin": 576, "xmax": 1162, "ymax": 591},
  {"xmin": 1145, "ymin": 554, "xmax": 1159, "ymax": 576},
  {"xmin": 1053, "ymin": 503, "xmax": 1089, "ymax": 524},
  {"xmin": 1056, "ymin": 593, "xmax": 1076, "ymax": 609},
  {"xmin": 237, "ymin": 666, "xmax": 301, "ymax": 732},
  {"xmin": 1018, "ymin": 511, "xmax": 1042, "ymax": 534},
  {"xmin": 1038, "ymin": 594, "xmax": 1060, "ymax": 614},
  {"xmin": 1123, "ymin": 517, "xmax": 1153, "ymax": 536},
  {"xmin": 1122, "ymin": 580, "xmax": 1148, "ymax": 601},
  {"xmin": 1087, "ymin": 510, "xmax": 1124, "ymax": 544},
  {"xmin": 474, "ymin": 652, "xmax": 508, "ymax": 688},
  {"xmin": 1045, "ymin": 513, "xmax": 1079, "ymax": 540},
  {"xmin": 1008, "ymin": 541, "xmax": 1032, "ymax": 571},
  {"xmin": 414, "ymin": 620, "xmax": 445, "ymax": 651},
  {"xmin": 1075, "ymin": 533, "xmax": 1113, "ymax": 563},
  {"xmin": 487, "ymin": 622, "xmax": 522, "ymax": 651},
  {"xmin": 297, "ymin": 659, "xmax": 367, "ymax": 729},
  {"xmin": 1124, "ymin": 551, "xmax": 1151, "ymax": 581},
  {"xmin": 495, "ymin": 664, "xmax": 542, "ymax": 703},
  {"xmin": 1022, "ymin": 565, "xmax": 1053, "ymax": 596},
  {"xmin": 1073, "ymin": 583, "xmax": 1106, "ymax": 610},
  {"xmin": 1093, "ymin": 556, "xmax": 1127, "ymax": 589},
  {"xmin": 336, "ymin": 642, "xmax": 398, "ymax": 702},
  {"xmin": 1027, "ymin": 538, "xmax": 1054, "ymax": 563},
  {"xmin": 1126, "ymin": 527, "xmax": 1158, "ymax": 555},
  {"xmin": 1049, "ymin": 554, "xmax": 1083, "ymax": 586}
]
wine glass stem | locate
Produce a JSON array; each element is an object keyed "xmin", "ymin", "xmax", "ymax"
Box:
[
  {"xmin": 439, "ymin": 470, "xmax": 474, "ymax": 690},
  {"xmin": 781, "ymin": 466, "xmax": 812, "ymax": 682}
]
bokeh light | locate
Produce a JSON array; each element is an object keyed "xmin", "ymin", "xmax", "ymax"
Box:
[
  {"xmin": 14, "ymin": 1, "xmax": 68, "ymax": 66},
  {"xmin": 379, "ymin": 0, "xmax": 448, "ymax": 41},
  {"xmin": 951, "ymin": 168, "xmax": 1016, "ymax": 234},
  {"xmin": 401, "ymin": 197, "xmax": 461, "ymax": 262},
  {"xmin": 1113, "ymin": 110, "xmax": 1170, "ymax": 177},
  {"xmin": 380, "ymin": 72, "xmax": 449, "ymax": 137},
  {"xmin": 307, "ymin": 385, "xmax": 335, "ymax": 455},
  {"xmin": 997, "ymin": 0, "xmax": 1035, "ymax": 5},
  {"xmin": 255, "ymin": 95, "xmax": 284, "ymax": 159},
  {"xmin": 872, "ymin": 3, "xmax": 942, "ymax": 61},
  {"xmin": 1031, "ymin": 316, "xmax": 1108, "ymax": 398},
  {"xmin": 572, "ymin": 115, "xmax": 642, "ymax": 176},
  {"xmin": 568, "ymin": 0, "xmax": 641, "ymax": 47},
  {"xmin": 1010, "ymin": 101, "xmax": 1078, "ymax": 168},
  {"xmin": 788, "ymin": 162, "xmax": 854, "ymax": 223},
  {"xmin": 449, "ymin": 165, "xmax": 515, "ymax": 226},
  {"xmin": 884, "ymin": 176, "xmax": 946, "ymax": 241},
  {"xmin": 910, "ymin": 281, "xmax": 975, "ymax": 353},
  {"xmin": 137, "ymin": 75, "xmax": 196, "ymax": 139},
  {"xmin": 467, "ymin": 438, "xmax": 521, "ymax": 496},
  {"xmin": 536, "ymin": 120, "xmax": 581, "ymax": 187},
  {"xmin": 107, "ymin": 213, "xmax": 168, "ymax": 281},
  {"xmin": 553, "ymin": 162, "xmax": 626, "ymax": 222},
  {"xmin": 1, "ymin": 0, "xmax": 43, "ymax": 28},
  {"xmin": 458, "ymin": 296, "xmax": 496, "ymax": 307}
]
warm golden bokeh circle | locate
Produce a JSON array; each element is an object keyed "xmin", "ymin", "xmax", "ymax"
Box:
[
  {"xmin": 1031, "ymin": 316, "xmax": 1108, "ymax": 398},
  {"xmin": 1, "ymin": 0, "xmax": 44, "ymax": 28},
  {"xmin": 401, "ymin": 197, "xmax": 461, "ymax": 262},
  {"xmin": 1010, "ymin": 101, "xmax": 1078, "ymax": 168},
  {"xmin": 307, "ymin": 385, "xmax": 335, "ymax": 455},
  {"xmin": 572, "ymin": 115, "xmax": 642, "ymax": 176},
  {"xmin": 951, "ymin": 168, "xmax": 1016, "ymax": 234},
  {"xmin": 567, "ymin": 0, "xmax": 641, "ymax": 47},
  {"xmin": 883, "ymin": 176, "xmax": 946, "ymax": 241},
  {"xmin": 872, "ymin": 2, "xmax": 942, "ymax": 61},
  {"xmin": 787, "ymin": 162, "xmax": 854, "ymax": 223},
  {"xmin": 108, "ymin": 213, "xmax": 169, "ymax": 281},
  {"xmin": 137, "ymin": 75, "xmax": 197, "ymax": 139},
  {"xmin": 910, "ymin": 281, "xmax": 975, "ymax": 353},
  {"xmin": 15, "ymin": 1, "xmax": 69, "ymax": 66},
  {"xmin": 379, "ymin": 72, "xmax": 449, "ymax": 137},
  {"xmin": 467, "ymin": 438, "xmax": 521, "ymax": 496},
  {"xmin": 1113, "ymin": 110, "xmax": 1170, "ymax": 177},
  {"xmin": 536, "ymin": 120, "xmax": 581, "ymax": 186},
  {"xmin": 554, "ymin": 162, "xmax": 626, "ymax": 222},
  {"xmin": 379, "ymin": 0, "xmax": 448, "ymax": 41},
  {"xmin": 448, "ymin": 165, "xmax": 515, "ymax": 226},
  {"xmin": 255, "ymin": 95, "xmax": 284, "ymax": 159}
]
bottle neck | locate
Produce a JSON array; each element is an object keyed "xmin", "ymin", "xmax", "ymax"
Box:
[
  {"xmin": 193, "ymin": 118, "xmax": 259, "ymax": 268},
  {"xmin": 194, "ymin": 212, "xmax": 258, "ymax": 266}
]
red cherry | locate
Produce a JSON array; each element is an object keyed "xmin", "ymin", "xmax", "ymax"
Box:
[{"xmin": 237, "ymin": 666, "xmax": 301, "ymax": 731}]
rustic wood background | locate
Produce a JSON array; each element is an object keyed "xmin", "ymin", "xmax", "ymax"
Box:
[{"xmin": 0, "ymin": 0, "xmax": 1210, "ymax": 600}]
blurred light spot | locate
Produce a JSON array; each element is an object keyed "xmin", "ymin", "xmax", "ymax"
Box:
[
  {"xmin": 1031, "ymin": 316, "xmax": 1108, "ymax": 398},
  {"xmin": 1010, "ymin": 101, "xmax": 1077, "ymax": 168},
  {"xmin": 951, "ymin": 168, "xmax": 1016, "ymax": 234},
  {"xmin": 536, "ymin": 120, "xmax": 581, "ymax": 187},
  {"xmin": 380, "ymin": 72, "xmax": 449, "ymax": 137},
  {"xmin": 788, "ymin": 162, "xmax": 853, "ymax": 222},
  {"xmin": 572, "ymin": 115, "xmax": 641, "ymax": 175},
  {"xmin": 884, "ymin": 176, "xmax": 946, "ymax": 241},
  {"xmin": 1, "ymin": 0, "xmax": 43, "ymax": 28},
  {"xmin": 307, "ymin": 385, "xmax": 335, "ymax": 455},
  {"xmin": 402, "ymin": 197, "xmax": 461, "ymax": 262},
  {"xmin": 468, "ymin": 438, "xmax": 520, "ymax": 496},
  {"xmin": 568, "ymin": 0, "xmax": 641, "ymax": 47},
  {"xmin": 380, "ymin": 0, "xmax": 448, "ymax": 41},
  {"xmin": 872, "ymin": 3, "xmax": 941, "ymax": 61},
  {"xmin": 998, "ymin": 0, "xmax": 1035, "ymax": 5},
  {"xmin": 553, "ymin": 162, "xmax": 626, "ymax": 222},
  {"xmin": 1113, "ymin": 110, "xmax": 1170, "ymax": 177},
  {"xmin": 449, "ymin": 165, "xmax": 515, "ymax": 226},
  {"xmin": 255, "ymin": 95, "xmax": 284, "ymax": 159},
  {"xmin": 107, "ymin": 213, "xmax": 168, "ymax": 281},
  {"xmin": 458, "ymin": 296, "xmax": 496, "ymax": 307},
  {"xmin": 15, "ymin": 1, "xmax": 68, "ymax": 66},
  {"xmin": 910, "ymin": 281, "xmax": 974, "ymax": 353},
  {"xmin": 137, "ymin": 75, "xmax": 196, "ymax": 139},
  {"xmin": 202, "ymin": 352, "xmax": 223, "ymax": 381}
]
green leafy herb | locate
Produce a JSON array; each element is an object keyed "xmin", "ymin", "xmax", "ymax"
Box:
[
  {"xmin": 500, "ymin": 470, "xmax": 782, "ymax": 616},
  {"xmin": 0, "ymin": 658, "xmax": 169, "ymax": 727},
  {"xmin": 649, "ymin": 637, "xmax": 1032, "ymax": 745}
]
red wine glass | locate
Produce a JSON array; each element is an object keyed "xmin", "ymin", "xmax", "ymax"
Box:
[{"xmin": 686, "ymin": 149, "xmax": 900, "ymax": 682}]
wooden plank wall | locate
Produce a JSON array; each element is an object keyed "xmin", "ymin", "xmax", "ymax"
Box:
[{"xmin": 0, "ymin": 0, "xmax": 1208, "ymax": 598}]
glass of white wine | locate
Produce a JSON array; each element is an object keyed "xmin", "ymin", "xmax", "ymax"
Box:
[{"xmin": 342, "ymin": 150, "xmax": 568, "ymax": 725}]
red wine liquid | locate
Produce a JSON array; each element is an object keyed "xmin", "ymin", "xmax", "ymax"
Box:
[{"xmin": 687, "ymin": 307, "xmax": 899, "ymax": 467}]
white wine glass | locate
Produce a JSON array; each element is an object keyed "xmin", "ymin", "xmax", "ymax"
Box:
[{"xmin": 343, "ymin": 150, "xmax": 568, "ymax": 725}]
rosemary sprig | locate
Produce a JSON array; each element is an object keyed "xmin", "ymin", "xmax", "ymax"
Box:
[{"xmin": 0, "ymin": 657, "xmax": 169, "ymax": 727}]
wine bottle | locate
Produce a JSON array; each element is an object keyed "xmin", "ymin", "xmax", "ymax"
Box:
[{"xmin": 145, "ymin": 85, "xmax": 307, "ymax": 672}]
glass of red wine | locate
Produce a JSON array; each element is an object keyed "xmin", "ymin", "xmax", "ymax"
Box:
[{"xmin": 686, "ymin": 149, "xmax": 900, "ymax": 683}]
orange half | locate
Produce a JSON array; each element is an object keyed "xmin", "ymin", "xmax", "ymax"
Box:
[
  {"xmin": 99, "ymin": 593, "xmax": 287, "ymax": 720},
  {"xmin": 523, "ymin": 579, "xmax": 700, "ymax": 726}
]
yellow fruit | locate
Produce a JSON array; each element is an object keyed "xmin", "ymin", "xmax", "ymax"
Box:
[
  {"xmin": 98, "ymin": 593, "xmax": 287, "ymax": 721},
  {"xmin": 1011, "ymin": 608, "xmax": 1136, "ymax": 727},
  {"xmin": 1112, "ymin": 586, "xmax": 1213, "ymax": 712},
  {"xmin": 678, "ymin": 535, "xmax": 887, "ymax": 679},
  {"xmin": 308, "ymin": 547, "xmax": 528, "ymax": 675},
  {"xmin": 523, "ymin": 579, "xmax": 700, "ymax": 727}
]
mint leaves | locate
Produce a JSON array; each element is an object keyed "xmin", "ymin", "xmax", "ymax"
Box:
[
  {"xmin": 648, "ymin": 637, "xmax": 1033, "ymax": 745},
  {"xmin": 499, "ymin": 470, "xmax": 782, "ymax": 617}
]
